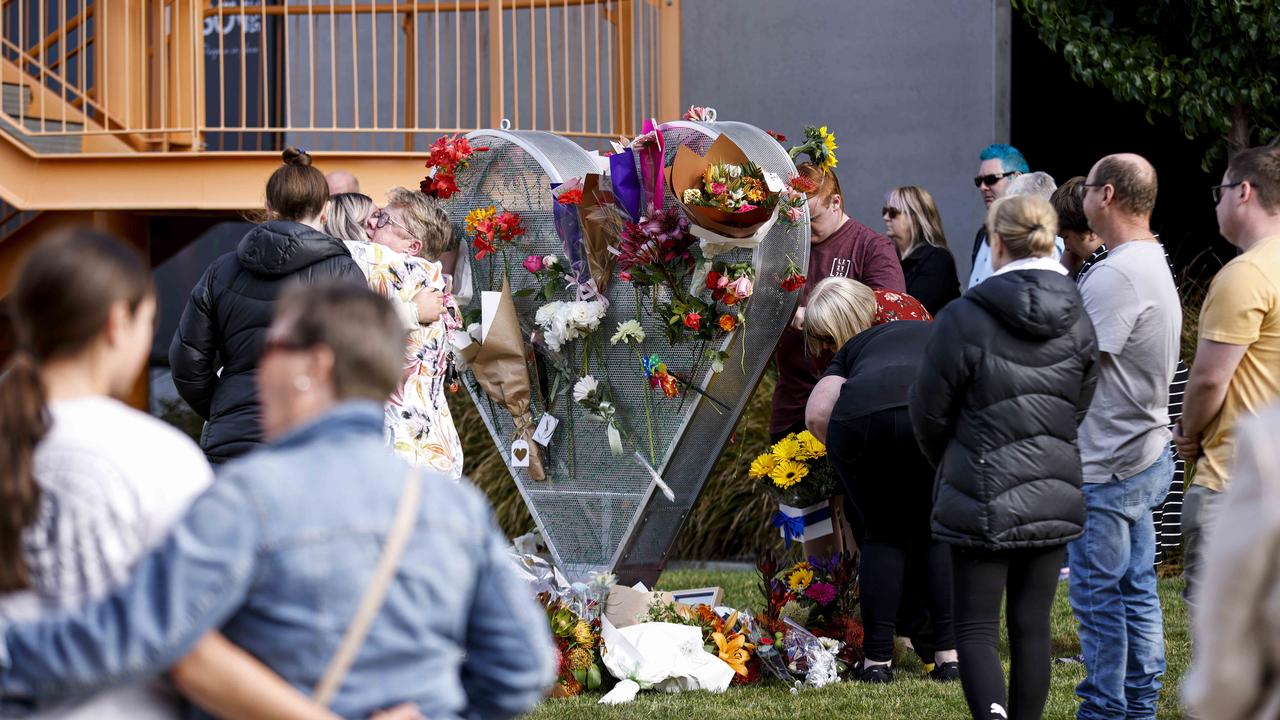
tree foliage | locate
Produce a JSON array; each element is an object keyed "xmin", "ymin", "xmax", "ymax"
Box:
[{"xmin": 1013, "ymin": 0, "xmax": 1280, "ymax": 168}]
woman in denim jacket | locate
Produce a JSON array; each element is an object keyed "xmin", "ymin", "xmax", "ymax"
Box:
[{"xmin": 0, "ymin": 283, "xmax": 556, "ymax": 719}]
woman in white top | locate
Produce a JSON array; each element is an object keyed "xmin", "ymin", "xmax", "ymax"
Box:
[{"xmin": 0, "ymin": 229, "xmax": 350, "ymax": 720}]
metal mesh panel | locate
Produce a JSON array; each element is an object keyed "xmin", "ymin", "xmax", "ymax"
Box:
[
  {"xmin": 614, "ymin": 121, "xmax": 810, "ymax": 582},
  {"xmin": 444, "ymin": 126, "xmax": 809, "ymax": 581}
]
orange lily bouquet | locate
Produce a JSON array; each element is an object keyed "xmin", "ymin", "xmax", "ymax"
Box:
[{"xmin": 639, "ymin": 597, "xmax": 761, "ymax": 685}]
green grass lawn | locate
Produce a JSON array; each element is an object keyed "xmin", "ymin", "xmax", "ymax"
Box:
[{"xmin": 521, "ymin": 569, "xmax": 1190, "ymax": 720}]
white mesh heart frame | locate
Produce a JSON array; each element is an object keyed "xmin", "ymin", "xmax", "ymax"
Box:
[{"xmin": 449, "ymin": 124, "xmax": 810, "ymax": 584}]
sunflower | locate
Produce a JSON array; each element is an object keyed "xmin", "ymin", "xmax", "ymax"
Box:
[
  {"xmin": 771, "ymin": 436, "xmax": 801, "ymax": 461},
  {"xmin": 787, "ymin": 565, "xmax": 815, "ymax": 591},
  {"xmin": 770, "ymin": 460, "xmax": 809, "ymax": 489},
  {"xmin": 818, "ymin": 125, "xmax": 839, "ymax": 169},
  {"xmin": 749, "ymin": 453, "xmax": 778, "ymax": 479}
]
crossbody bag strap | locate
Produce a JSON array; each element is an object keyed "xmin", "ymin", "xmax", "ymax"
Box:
[{"xmin": 313, "ymin": 469, "xmax": 422, "ymax": 707}]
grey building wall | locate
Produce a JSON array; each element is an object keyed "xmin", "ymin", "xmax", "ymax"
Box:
[{"xmin": 680, "ymin": 0, "xmax": 1010, "ymax": 281}]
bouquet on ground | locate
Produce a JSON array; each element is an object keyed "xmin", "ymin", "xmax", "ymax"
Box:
[
  {"xmin": 544, "ymin": 594, "xmax": 606, "ymax": 696},
  {"xmin": 639, "ymin": 596, "xmax": 761, "ymax": 685},
  {"xmin": 756, "ymin": 553, "xmax": 863, "ymax": 675}
]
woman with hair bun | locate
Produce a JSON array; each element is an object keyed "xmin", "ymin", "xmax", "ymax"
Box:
[
  {"xmin": 170, "ymin": 147, "xmax": 364, "ymax": 464},
  {"xmin": 911, "ymin": 194, "xmax": 1099, "ymax": 720}
]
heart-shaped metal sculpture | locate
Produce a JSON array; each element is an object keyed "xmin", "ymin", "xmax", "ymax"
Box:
[{"xmin": 444, "ymin": 121, "xmax": 809, "ymax": 584}]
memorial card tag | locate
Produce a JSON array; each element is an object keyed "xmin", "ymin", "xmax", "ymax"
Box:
[
  {"xmin": 532, "ymin": 414, "xmax": 559, "ymax": 446},
  {"xmin": 511, "ymin": 438, "xmax": 531, "ymax": 467}
]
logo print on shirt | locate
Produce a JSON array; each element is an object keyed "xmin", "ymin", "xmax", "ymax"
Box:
[{"xmin": 830, "ymin": 258, "xmax": 851, "ymax": 278}]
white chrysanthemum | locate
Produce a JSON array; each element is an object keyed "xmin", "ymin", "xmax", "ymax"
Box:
[
  {"xmin": 535, "ymin": 301, "xmax": 564, "ymax": 327},
  {"xmin": 610, "ymin": 320, "xmax": 645, "ymax": 345},
  {"xmin": 569, "ymin": 300, "xmax": 606, "ymax": 330},
  {"xmin": 572, "ymin": 375, "xmax": 599, "ymax": 404}
]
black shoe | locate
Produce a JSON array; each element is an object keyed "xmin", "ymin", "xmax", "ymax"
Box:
[
  {"xmin": 859, "ymin": 663, "xmax": 893, "ymax": 683},
  {"xmin": 929, "ymin": 661, "xmax": 960, "ymax": 682}
]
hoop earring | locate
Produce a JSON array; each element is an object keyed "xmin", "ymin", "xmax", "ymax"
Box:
[{"xmin": 293, "ymin": 375, "xmax": 312, "ymax": 392}]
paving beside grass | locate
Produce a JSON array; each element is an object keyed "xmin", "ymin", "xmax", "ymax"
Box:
[{"xmin": 521, "ymin": 569, "xmax": 1190, "ymax": 720}]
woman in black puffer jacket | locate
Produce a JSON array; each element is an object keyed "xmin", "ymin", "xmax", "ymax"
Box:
[
  {"xmin": 169, "ymin": 148, "xmax": 364, "ymax": 463},
  {"xmin": 910, "ymin": 194, "xmax": 1097, "ymax": 720}
]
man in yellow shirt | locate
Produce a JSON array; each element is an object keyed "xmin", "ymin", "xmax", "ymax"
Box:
[{"xmin": 1175, "ymin": 145, "xmax": 1280, "ymax": 605}]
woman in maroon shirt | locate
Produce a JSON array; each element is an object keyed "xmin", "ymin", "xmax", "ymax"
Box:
[{"xmin": 770, "ymin": 163, "xmax": 906, "ymax": 440}]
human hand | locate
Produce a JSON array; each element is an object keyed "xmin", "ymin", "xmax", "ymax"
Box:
[
  {"xmin": 412, "ymin": 288, "xmax": 445, "ymax": 324},
  {"xmin": 368, "ymin": 703, "xmax": 426, "ymax": 720},
  {"xmin": 1173, "ymin": 420, "xmax": 1201, "ymax": 462},
  {"xmin": 790, "ymin": 306, "xmax": 806, "ymax": 332}
]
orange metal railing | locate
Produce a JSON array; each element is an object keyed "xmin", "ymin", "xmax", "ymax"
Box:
[{"xmin": 0, "ymin": 0, "xmax": 680, "ymax": 154}]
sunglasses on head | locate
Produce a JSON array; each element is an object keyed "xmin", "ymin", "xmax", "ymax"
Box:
[
  {"xmin": 882, "ymin": 207, "xmax": 902, "ymax": 219},
  {"xmin": 974, "ymin": 171, "xmax": 1018, "ymax": 188}
]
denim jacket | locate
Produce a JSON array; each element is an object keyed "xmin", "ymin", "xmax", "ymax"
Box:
[{"xmin": 0, "ymin": 402, "xmax": 555, "ymax": 719}]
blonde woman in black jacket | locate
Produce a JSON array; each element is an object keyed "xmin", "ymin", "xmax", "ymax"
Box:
[{"xmin": 910, "ymin": 195, "xmax": 1098, "ymax": 720}]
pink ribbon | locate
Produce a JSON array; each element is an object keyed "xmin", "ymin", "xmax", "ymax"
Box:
[{"xmin": 567, "ymin": 277, "xmax": 610, "ymax": 310}]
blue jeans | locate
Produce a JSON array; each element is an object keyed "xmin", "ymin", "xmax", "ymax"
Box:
[{"xmin": 1068, "ymin": 452, "xmax": 1173, "ymax": 720}]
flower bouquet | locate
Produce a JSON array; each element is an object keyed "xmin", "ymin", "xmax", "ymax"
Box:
[
  {"xmin": 756, "ymin": 553, "xmax": 863, "ymax": 676},
  {"xmin": 545, "ymin": 595, "xmax": 606, "ymax": 696},
  {"xmin": 670, "ymin": 134, "xmax": 782, "ymax": 246},
  {"xmin": 639, "ymin": 596, "xmax": 761, "ymax": 685},
  {"xmin": 750, "ymin": 430, "xmax": 837, "ymax": 549},
  {"xmin": 421, "ymin": 133, "xmax": 488, "ymax": 199}
]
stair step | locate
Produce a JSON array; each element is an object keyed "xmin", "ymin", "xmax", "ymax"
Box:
[
  {"xmin": 0, "ymin": 115, "xmax": 83, "ymax": 153},
  {"xmin": 2, "ymin": 82, "xmax": 30, "ymax": 118}
]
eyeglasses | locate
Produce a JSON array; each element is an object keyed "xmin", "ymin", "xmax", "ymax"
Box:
[
  {"xmin": 1075, "ymin": 182, "xmax": 1107, "ymax": 200},
  {"xmin": 1211, "ymin": 181, "xmax": 1249, "ymax": 204},
  {"xmin": 882, "ymin": 207, "xmax": 902, "ymax": 219},
  {"xmin": 974, "ymin": 171, "xmax": 1018, "ymax": 188},
  {"xmin": 373, "ymin": 209, "xmax": 414, "ymax": 236}
]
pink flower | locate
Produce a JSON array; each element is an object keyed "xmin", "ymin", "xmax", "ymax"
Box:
[
  {"xmin": 728, "ymin": 276, "xmax": 753, "ymax": 300},
  {"xmin": 805, "ymin": 581, "xmax": 837, "ymax": 605},
  {"xmin": 736, "ymin": 203, "xmax": 757, "ymax": 213},
  {"xmin": 709, "ymin": 182, "xmax": 728, "ymax": 195},
  {"xmin": 785, "ymin": 206, "xmax": 805, "ymax": 222},
  {"xmin": 522, "ymin": 255, "xmax": 544, "ymax": 274}
]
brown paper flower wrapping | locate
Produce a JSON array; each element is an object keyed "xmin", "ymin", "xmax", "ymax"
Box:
[
  {"xmin": 459, "ymin": 279, "xmax": 545, "ymax": 480},
  {"xmin": 578, "ymin": 173, "xmax": 619, "ymax": 295},
  {"xmin": 670, "ymin": 135, "xmax": 777, "ymax": 239}
]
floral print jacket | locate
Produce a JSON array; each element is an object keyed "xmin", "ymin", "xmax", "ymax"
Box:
[{"xmin": 345, "ymin": 241, "xmax": 464, "ymax": 478}]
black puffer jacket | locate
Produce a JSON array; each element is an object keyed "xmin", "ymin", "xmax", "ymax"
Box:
[
  {"xmin": 909, "ymin": 269, "xmax": 1098, "ymax": 550},
  {"xmin": 168, "ymin": 221, "xmax": 364, "ymax": 463}
]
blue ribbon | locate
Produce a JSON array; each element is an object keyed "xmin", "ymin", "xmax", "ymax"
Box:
[
  {"xmin": 609, "ymin": 148, "xmax": 642, "ymax": 223},
  {"xmin": 772, "ymin": 511, "xmax": 806, "ymax": 549}
]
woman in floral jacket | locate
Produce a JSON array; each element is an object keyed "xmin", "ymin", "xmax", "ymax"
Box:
[{"xmin": 328, "ymin": 190, "xmax": 464, "ymax": 479}]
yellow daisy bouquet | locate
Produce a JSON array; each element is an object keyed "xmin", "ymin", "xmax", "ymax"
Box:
[{"xmin": 748, "ymin": 430, "xmax": 836, "ymax": 507}]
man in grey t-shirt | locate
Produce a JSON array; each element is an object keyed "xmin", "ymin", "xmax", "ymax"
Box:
[{"xmin": 1069, "ymin": 154, "xmax": 1181, "ymax": 720}]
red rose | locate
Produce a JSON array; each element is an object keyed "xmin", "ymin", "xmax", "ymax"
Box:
[
  {"xmin": 704, "ymin": 271, "xmax": 722, "ymax": 290},
  {"xmin": 683, "ymin": 311, "xmax": 702, "ymax": 330}
]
